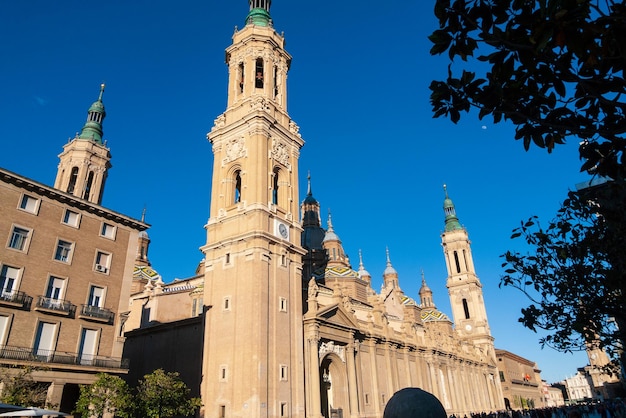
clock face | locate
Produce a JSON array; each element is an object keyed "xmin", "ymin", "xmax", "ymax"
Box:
[
  {"xmin": 278, "ymin": 223, "xmax": 288, "ymax": 239},
  {"xmin": 465, "ymin": 324, "xmax": 472, "ymax": 332}
]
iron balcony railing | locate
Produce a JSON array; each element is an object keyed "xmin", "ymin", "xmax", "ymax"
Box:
[
  {"xmin": 79, "ymin": 304, "xmax": 115, "ymax": 323},
  {"xmin": 35, "ymin": 296, "xmax": 76, "ymax": 316},
  {"xmin": 0, "ymin": 290, "xmax": 32, "ymax": 308},
  {"xmin": 0, "ymin": 345, "xmax": 129, "ymax": 369}
]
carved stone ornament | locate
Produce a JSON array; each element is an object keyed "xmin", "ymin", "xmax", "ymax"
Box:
[
  {"xmin": 319, "ymin": 341, "xmax": 346, "ymax": 363},
  {"xmin": 213, "ymin": 113, "xmax": 226, "ymax": 129},
  {"xmin": 271, "ymin": 138, "xmax": 291, "ymax": 169},
  {"xmin": 289, "ymin": 120, "xmax": 300, "ymax": 137},
  {"xmin": 222, "ymin": 137, "xmax": 246, "ymax": 166},
  {"xmin": 251, "ymin": 97, "xmax": 271, "ymax": 112},
  {"xmin": 308, "ymin": 278, "xmax": 319, "ymax": 299}
]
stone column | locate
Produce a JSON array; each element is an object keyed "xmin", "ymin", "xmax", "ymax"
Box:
[
  {"xmin": 367, "ymin": 338, "xmax": 382, "ymax": 418},
  {"xmin": 457, "ymin": 364, "xmax": 470, "ymax": 414},
  {"xmin": 384, "ymin": 342, "xmax": 396, "ymax": 397},
  {"xmin": 346, "ymin": 339, "xmax": 359, "ymax": 418},
  {"xmin": 46, "ymin": 381, "xmax": 65, "ymax": 410},
  {"xmin": 445, "ymin": 365, "xmax": 459, "ymax": 413},
  {"xmin": 308, "ymin": 333, "xmax": 323, "ymax": 418},
  {"xmin": 485, "ymin": 371, "xmax": 496, "ymax": 411},
  {"xmin": 403, "ymin": 346, "xmax": 412, "ymax": 387},
  {"xmin": 461, "ymin": 365, "xmax": 474, "ymax": 413}
]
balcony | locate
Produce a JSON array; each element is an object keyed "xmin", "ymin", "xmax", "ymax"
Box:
[
  {"xmin": 34, "ymin": 296, "xmax": 76, "ymax": 317},
  {"xmin": 0, "ymin": 291, "xmax": 32, "ymax": 309},
  {"xmin": 78, "ymin": 304, "xmax": 115, "ymax": 324},
  {"xmin": 0, "ymin": 345, "xmax": 129, "ymax": 370}
]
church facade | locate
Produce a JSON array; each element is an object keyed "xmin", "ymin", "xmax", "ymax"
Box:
[{"xmin": 124, "ymin": 2, "xmax": 506, "ymax": 417}]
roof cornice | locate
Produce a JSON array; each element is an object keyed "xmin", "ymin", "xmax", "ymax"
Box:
[{"xmin": 0, "ymin": 167, "xmax": 149, "ymax": 231}]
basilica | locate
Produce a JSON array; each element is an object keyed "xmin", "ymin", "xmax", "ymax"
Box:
[
  {"xmin": 124, "ymin": 2, "xmax": 506, "ymax": 417},
  {"xmin": 0, "ymin": 1, "xmax": 511, "ymax": 417}
]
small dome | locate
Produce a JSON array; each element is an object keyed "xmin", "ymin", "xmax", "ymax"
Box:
[
  {"xmin": 303, "ymin": 193, "xmax": 318, "ymax": 205},
  {"xmin": 383, "ymin": 248, "xmax": 397, "ymax": 275},
  {"xmin": 357, "ymin": 250, "xmax": 371, "ymax": 280},
  {"xmin": 246, "ymin": 8, "xmax": 272, "ymax": 27},
  {"xmin": 139, "ymin": 230, "xmax": 150, "ymax": 239},
  {"xmin": 322, "ymin": 229, "xmax": 340, "ymax": 243},
  {"xmin": 419, "ymin": 275, "xmax": 431, "ymax": 295},
  {"xmin": 357, "ymin": 264, "xmax": 370, "ymax": 279},
  {"xmin": 383, "ymin": 264, "xmax": 397, "ymax": 275},
  {"xmin": 322, "ymin": 212, "xmax": 340, "ymax": 243},
  {"xmin": 88, "ymin": 100, "xmax": 105, "ymax": 113}
]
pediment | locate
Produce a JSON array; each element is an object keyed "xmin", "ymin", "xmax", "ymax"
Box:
[{"xmin": 313, "ymin": 303, "xmax": 359, "ymax": 331}]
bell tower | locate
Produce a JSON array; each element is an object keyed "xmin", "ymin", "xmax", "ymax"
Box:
[
  {"xmin": 201, "ymin": 1, "xmax": 306, "ymax": 417},
  {"xmin": 54, "ymin": 84, "xmax": 111, "ymax": 204},
  {"xmin": 441, "ymin": 186, "xmax": 495, "ymax": 353}
]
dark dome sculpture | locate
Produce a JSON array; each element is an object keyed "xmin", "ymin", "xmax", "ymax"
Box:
[{"xmin": 383, "ymin": 388, "xmax": 447, "ymax": 418}]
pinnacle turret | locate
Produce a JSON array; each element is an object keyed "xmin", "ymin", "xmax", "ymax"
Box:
[
  {"xmin": 323, "ymin": 212, "xmax": 349, "ymax": 268},
  {"xmin": 78, "ymin": 83, "xmax": 106, "ymax": 144},
  {"xmin": 443, "ymin": 184, "xmax": 463, "ymax": 232},
  {"xmin": 357, "ymin": 250, "xmax": 371, "ymax": 283},
  {"xmin": 419, "ymin": 270, "xmax": 434, "ymax": 308},
  {"xmin": 382, "ymin": 247, "xmax": 399, "ymax": 289}
]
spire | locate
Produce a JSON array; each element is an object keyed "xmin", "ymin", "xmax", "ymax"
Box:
[
  {"xmin": 307, "ymin": 171, "xmax": 312, "ymax": 196},
  {"xmin": 302, "ymin": 171, "xmax": 318, "ymax": 207},
  {"xmin": 78, "ymin": 83, "xmax": 106, "ymax": 144},
  {"xmin": 357, "ymin": 250, "xmax": 371, "ymax": 282},
  {"xmin": 383, "ymin": 247, "xmax": 399, "ymax": 288},
  {"xmin": 301, "ymin": 172, "xmax": 325, "ymax": 250},
  {"xmin": 383, "ymin": 247, "xmax": 397, "ymax": 275},
  {"xmin": 419, "ymin": 270, "xmax": 435, "ymax": 308},
  {"xmin": 322, "ymin": 211, "xmax": 349, "ymax": 268},
  {"xmin": 323, "ymin": 211, "xmax": 340, "ymax": 243},
  {"xmin": 246, "ymin": 0, "xmax": 273, "ymax": 27},
  {"xmin": 443, "ymin": 184, "xmax": 463, "ymax": 232}
]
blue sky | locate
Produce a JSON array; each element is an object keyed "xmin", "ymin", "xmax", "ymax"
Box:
[{"xmin": 0, "ymin": 1, "xmax": 592, "ymax": 384}]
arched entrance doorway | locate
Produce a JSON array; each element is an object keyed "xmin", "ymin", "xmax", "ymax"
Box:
[{"xmin": 320, "ymin": 354, "xmax": 349, "ymax": 418}]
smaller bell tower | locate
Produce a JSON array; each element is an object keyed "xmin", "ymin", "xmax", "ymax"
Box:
[
  {"xmin": 441, "ymin": 185, "xmax": 494, "ymax": 351},
  {"xmin": 54, "ymin": 84, "xmax": 111, "ymax": 204}
]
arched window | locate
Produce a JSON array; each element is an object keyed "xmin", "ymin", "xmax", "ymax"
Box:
[
  {"xmin": 234, "ymin": 170, "xmax": 242, "ymax": 204},
  {"xmin": 462, "ymin": 298, "xmax": 470, "ymax": 319},
  {"xmin": 255, "ymin": 58, "xmax": 264, "ymax": 89},
  {"xmin": 83, "ymin": 172, "xmax": 94, "ymax": 200},
  {"xmin": 272, "ymin": 168, "xmax": 279, "ymax": 205},
  {"xmin": 463, "ymin": 249, "xmax": 469, "ymax": 271},
  {"xmin": 238, "ymin": 63, "xmax": 245, "ymax": 94},
  {"xmin": 273, "ymin": 66, "xmax": 278, "ymax": 98},
  {"xmin": 67, "ymin": 167, "xmax": 79, "ymax": 194},
  {"xmin": 453, "ymin": 251, "xmax": 461, "ymax": 274}
]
